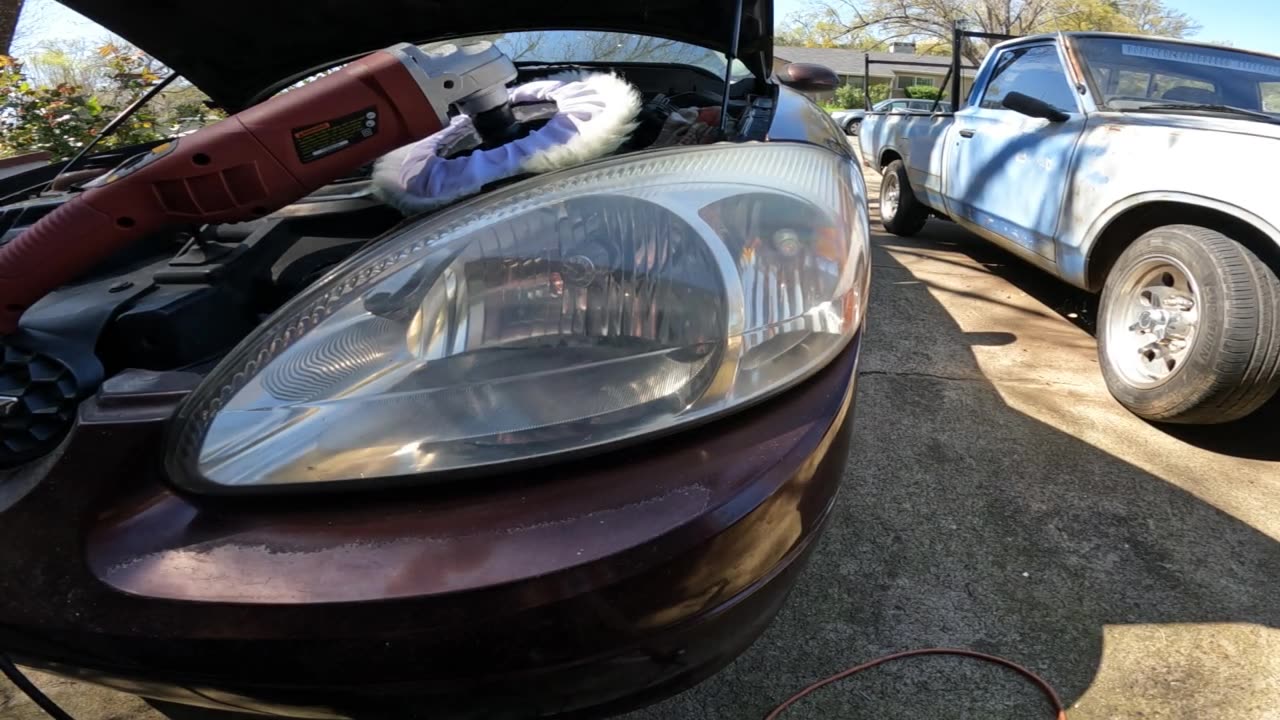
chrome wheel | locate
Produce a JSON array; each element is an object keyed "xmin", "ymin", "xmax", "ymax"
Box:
[
  {"xmin": 1103, "ymin": 255, "xmax": 1201, "ymax": 388},
  {"xmin": 881, "ymin": 172, "xmax": 900, "ymax": 223}
]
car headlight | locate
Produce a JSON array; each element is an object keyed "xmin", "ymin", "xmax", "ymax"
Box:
[{"xmin": 166, "ymin": 143, "xmax": 870, "ymax": 493}]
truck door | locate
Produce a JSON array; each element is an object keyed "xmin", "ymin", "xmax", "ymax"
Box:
[{"xmin": 946, "ymin": 42, "xmax": 1085, "ymax": 260}]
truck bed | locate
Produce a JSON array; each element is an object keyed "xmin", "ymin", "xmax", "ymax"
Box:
[{"xmin": 858, "ymin": 111, "xmax": 956, "ymax": 215}]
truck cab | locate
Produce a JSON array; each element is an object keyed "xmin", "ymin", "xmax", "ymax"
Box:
[{"xmin": 861, "ymin": 32, "xmax": 1280, "ymax": 426}]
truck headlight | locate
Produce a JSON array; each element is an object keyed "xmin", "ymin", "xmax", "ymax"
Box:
[{"xmin": 166, "ymin": 143, "xmax": 870, "ymax": 493}]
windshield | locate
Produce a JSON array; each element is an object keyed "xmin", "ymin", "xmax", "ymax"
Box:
[
  {"xmin": 1076, "ymin": 37, "xmax": 1280, "ymax": 115},
  {"xmin": 427, "ymin": 31, "xmax": 753, "ymax": 80}
]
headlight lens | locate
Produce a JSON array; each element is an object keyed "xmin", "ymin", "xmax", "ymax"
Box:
[{"xmin": 167, "ymin": 143, "xmax": 870, "ymax": 492}]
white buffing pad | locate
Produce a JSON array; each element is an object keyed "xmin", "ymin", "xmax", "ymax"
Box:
[{"xmin": 373, "ymin": 72, "xmax": 642, "ymax": 214}]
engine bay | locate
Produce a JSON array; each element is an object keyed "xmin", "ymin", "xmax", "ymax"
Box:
[{"xmin": 0, "ymin": 63, "xmax": 774, "ymax": 465}]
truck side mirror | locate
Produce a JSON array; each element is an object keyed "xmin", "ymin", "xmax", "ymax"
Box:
[
  {"xmin": 1002, "ymin": 92, "xmax": 1070, "ymax": 122},
  {"xmin": 776, "ymin": 63, "xmax": 839, "ymax": 93}
]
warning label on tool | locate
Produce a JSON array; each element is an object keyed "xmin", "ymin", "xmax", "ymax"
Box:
[{"xmin": 292, "ymin": 107, "xmax": 379, "ymax": 163}]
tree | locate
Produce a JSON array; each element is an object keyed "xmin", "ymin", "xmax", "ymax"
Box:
[
  {"xmin": 1122, "ymin": 0, "xmax": 1199, "ymax": 36},
  {"xmin": 807, "ymin": 0, "xmax": 1200, "ymax": 65},
  {"xmin": 778, "ymin": 8, "xmax": 875, "ymax": 48},
  {"xmin": 0, "ymin": 0, "xmax": 21, "ymax": 54},
  {"xmin": 20, "ymin": 38, "xmax": 111, "ymax": 87},
  {"xmin": 1, "ymin": 43, "xmax": 224, "ymax": 159},
  {"xmin": 1048, "ymin": 0, "xmax": 1131, "ymax": 32}
]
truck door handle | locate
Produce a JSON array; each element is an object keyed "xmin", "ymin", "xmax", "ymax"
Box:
[{"xmin": 958, "ymin": 129, "xmax": 976, "ymax": 138}]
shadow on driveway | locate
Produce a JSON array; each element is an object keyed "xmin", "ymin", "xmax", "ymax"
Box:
[
  {"xmin": 627, "ymin": 219, "xmax": 1279, "ymax": 719},
  {"xmin": 870, "ymin": 197, "xmax": 1280, "ymax": 463}
]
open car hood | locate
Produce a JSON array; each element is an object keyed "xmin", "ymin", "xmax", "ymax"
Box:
[{"xmin": 61, "ymin": 0, "xmax": 773, "ymax": 111}]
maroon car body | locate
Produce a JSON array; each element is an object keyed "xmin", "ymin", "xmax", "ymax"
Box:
[
  {"xmin": 0, "ymin": 339, "xmax": 857, "ymax": 718},
  {"xmin": 0, "ymin": 1, "xmax": 866, "ymax": 717}
]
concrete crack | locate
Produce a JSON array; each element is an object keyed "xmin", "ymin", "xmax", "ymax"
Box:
[
  {"xmin": 858, "ymin": 368, "xmax": 1094, "ymax": 390},
  {"xmin": 859, "ymin": 369, "xmax": 982, "ymax": 383},
  {"xmin": 872, "ymin": 263, "xmax": 995, "ymax": 277}
]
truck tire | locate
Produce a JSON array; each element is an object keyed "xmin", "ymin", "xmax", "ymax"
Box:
[
  {"xmin": 879, "ymin": 160, "xmax": 928, "ymax": 237},
  {"xmin": 1098, "ymin": 224, "xmax": 1280, "ymax": 424}
]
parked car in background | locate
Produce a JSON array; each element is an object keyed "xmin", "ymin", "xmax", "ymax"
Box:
[
  {"xmin": 861, "ymin": 32, "xmax": 1280, "ymax": 425},
  {"xmin": 833, "ymin": 98, "xmax": 952, "ymax": 134}
]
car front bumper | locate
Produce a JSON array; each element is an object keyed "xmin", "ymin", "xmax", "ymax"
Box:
[{"xmin": 0, "ymin": 333, "xmax": 861, "ymax": 719}]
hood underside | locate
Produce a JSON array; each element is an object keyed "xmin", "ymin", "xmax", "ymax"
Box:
[{"xmin": 61, "ymin": 0, "xmax": 773, "ymax": 111}]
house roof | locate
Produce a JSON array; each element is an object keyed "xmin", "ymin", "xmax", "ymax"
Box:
[{"xmin": 774, "ymin": 46, "xmax": 978, "ymax": 77}]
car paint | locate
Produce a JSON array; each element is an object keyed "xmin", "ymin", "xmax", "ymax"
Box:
[
  {"xmin": 0, "ymin": 82, "xmax": 868, "ymax": 719},
  {"xmin": 859, "ymin": 32, "xmax": 1280, "ymax": 290},
  {"xmin": 774, "ymin": 86, "xmax": 861, "ymax": 155},
  {"xmin": 0, "ymin": 335, "xmax": 860, "ymax": 718}
]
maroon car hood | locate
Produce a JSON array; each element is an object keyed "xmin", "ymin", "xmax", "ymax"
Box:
[{"xmin": 59, "ymin": 0, "xmax": 773, "ymax": 110}]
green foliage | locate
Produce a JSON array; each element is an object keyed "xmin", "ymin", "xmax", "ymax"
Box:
[
  {"xmin": 833, "ymin": 83, "xmax": 862, "ymax": 109},
  {"xmin": 1, "ymin": 54, "xmax": 103, "ymax": 159},
  {"xmin": 904, "ymin": 85, "xmax": 943, "ymax": 100},
  {"xmin": 829, "ymin": 82, "xmax": 891, "ymax": 109},
  {"xmin": 1, "ymin": 43, "xmax": 224, "ymax": 160}
]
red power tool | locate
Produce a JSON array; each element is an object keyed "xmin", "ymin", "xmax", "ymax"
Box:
[{"xmin": 0, "ymin": 41, "xmax": 517, "ymax": 334}]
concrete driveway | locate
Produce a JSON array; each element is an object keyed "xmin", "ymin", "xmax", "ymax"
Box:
[
  {"xmin": 627, "ymin": 162, "xmax": 1280, "ymax": 720},
  {"xmin": 3, "ymin": 161, "xmax": 1278, "ymax": 720}
]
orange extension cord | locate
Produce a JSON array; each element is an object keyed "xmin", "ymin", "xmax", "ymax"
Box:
[{"xmin": 764, "ymin": 648, "xmax": 1068, "ymax": 720}]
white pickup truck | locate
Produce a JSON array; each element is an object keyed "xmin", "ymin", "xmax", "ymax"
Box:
[{"xmin": 861, "ymin": 32, "xmax": 1280, "ymax": 425}]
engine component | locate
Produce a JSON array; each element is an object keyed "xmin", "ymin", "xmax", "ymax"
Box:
[
  {"xmin": 652, "ymin": 106, "xmax": 723, "ymax": 146},
  {"xmin": 0, "ymin": 344, "xmax": 82, "ymax": 464},
  {"xmin": 623, "ymin": 93, "xmax": 679, "ymax": 150}
]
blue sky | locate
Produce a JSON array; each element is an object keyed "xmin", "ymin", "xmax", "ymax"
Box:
[{"xmin": 14, "ymin": 0, "xmax": 1280, "ymax": 57}]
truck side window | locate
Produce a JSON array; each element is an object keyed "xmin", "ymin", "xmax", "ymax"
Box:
[{"xmin": 980, "ymin": 45, "xmax": 1078, "ymax": 113}]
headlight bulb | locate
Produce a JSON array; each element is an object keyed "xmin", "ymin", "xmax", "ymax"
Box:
[{"xmin": 772, "ymin": 228, "xmax": 803, "ymax": 258}]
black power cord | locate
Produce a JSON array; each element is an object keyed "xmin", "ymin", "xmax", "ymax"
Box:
[{"xmin": 0, "ymin": 651, "xmax": 77, "ymax": 720}]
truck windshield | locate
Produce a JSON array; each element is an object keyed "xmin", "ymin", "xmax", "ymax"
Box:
[{"xmin": 1076, "ymin": 37, "xmax": 1280, "ymax": 117}]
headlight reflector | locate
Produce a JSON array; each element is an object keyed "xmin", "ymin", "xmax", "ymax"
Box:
[{"xmin": 168, "ymin": 143, "xmax": 870, "ymax": 492}]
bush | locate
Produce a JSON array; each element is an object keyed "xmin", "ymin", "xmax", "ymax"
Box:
[
  {"xmin": 830, "ymin": 82, "xmax": 892, "ymax": 109},
  {"xmin": 904, "ymin": 84, "xmax": 944, "ymax": 100},
  {"xmin": 832, "ymin": 83, "xmax": 861, "ymax": 109}
]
